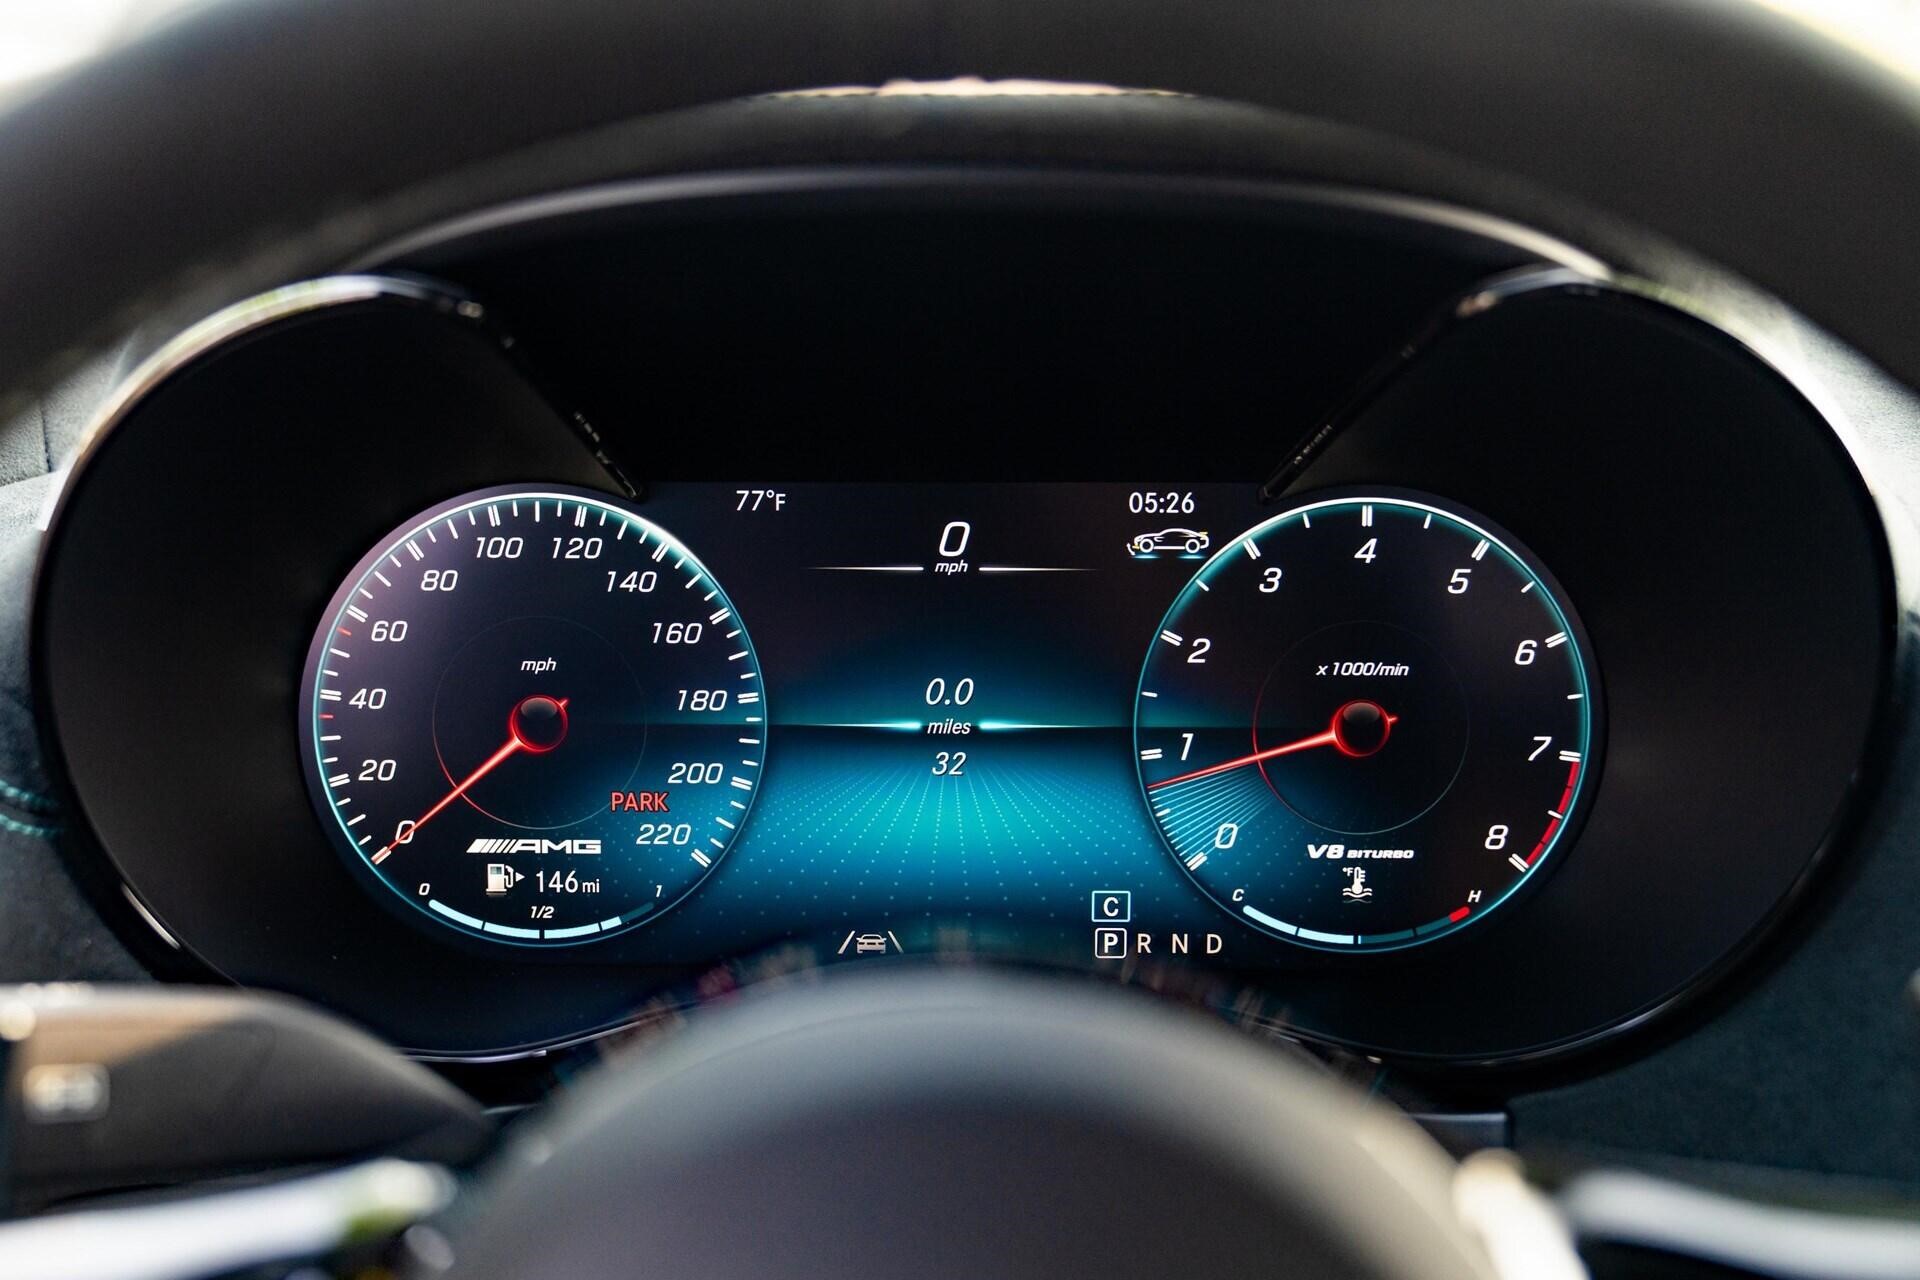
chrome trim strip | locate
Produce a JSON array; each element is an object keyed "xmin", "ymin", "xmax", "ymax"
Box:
[{"xmin": 36, "ymin": 275, "xmax": 480, "ymax": 535}]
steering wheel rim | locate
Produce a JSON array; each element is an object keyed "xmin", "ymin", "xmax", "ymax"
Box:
[
  {"xmin": 0, "ymin": 0, "xmax": 1916, "ymax": 420},
  {"xmin": 444, "ymin": 970, "xmax": 1509, "ymax": 1280}
]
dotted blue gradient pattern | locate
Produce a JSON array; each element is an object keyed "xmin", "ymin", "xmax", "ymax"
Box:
[{"xmin": 635, "ymin": 729, "xmax": 1231, "ymax": 964}]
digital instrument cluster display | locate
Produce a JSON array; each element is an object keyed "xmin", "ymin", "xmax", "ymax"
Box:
[{"xmin": 300, "ymin": 482, "xmax": 1601, "ymax": 971}]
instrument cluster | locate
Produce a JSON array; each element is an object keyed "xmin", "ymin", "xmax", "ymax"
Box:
[{"xmin": 30, "ymin": 173, "xmax": 1894, "ymax": 1066}]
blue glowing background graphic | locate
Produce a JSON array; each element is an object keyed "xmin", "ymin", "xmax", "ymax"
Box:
[{"xmin": 617, "ymin": 483, "xmax": 1272, "ymax": 967}]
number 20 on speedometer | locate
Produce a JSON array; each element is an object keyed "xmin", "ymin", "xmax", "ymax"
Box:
[{"xmin": 1134, "ymin": 492, "xmax": 1602, "ymax": 952}]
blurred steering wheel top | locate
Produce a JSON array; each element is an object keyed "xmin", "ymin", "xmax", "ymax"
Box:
[{"xmin": 2, "ymin": 2, "xmax": 1920, "ymax": 1278}]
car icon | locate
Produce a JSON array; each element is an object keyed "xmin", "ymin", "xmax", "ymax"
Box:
[
  {"xmin": 854, "ymin": 933, "xmax": 889, "ymax": 954},
  {"xmin": 1129, "ymin": 527, "xmax": 1210, "ymax": 556}
]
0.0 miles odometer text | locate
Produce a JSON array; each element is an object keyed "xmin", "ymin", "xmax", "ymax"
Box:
[{"xmin": 299, "ymin": 486, "xmax": 765, "ymax": 947}]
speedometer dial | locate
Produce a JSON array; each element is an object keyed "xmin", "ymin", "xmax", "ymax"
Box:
[
  {"xmin": 299, "ymin": 486, "xmax": 765, "ymax": 947},
  {"xmin": 1134, "ymin": 492, "xmax": 1599, "ymax": 952}
]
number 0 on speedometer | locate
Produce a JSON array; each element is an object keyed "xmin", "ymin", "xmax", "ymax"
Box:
[
  {"xmin": 1134, "ymin": 491, "xmax": 1600, "ymax": 952},
  {"xmin": 299, "ymin": 486, "xmax": 766, "ymax": 947}
]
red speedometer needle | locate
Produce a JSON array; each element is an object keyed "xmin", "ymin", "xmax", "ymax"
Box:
[
  {"xmin": 371, "ymin": 695, "xmax": 568, "ymax": 864},
  {"xmin": 1147, "ymin": 699, "xmax": 1396, "ymax": 790}
]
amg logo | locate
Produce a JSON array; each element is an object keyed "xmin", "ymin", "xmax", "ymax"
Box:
[{"xmin": 466, "ymin": 838, "xmax": 602, "ymax": 856}]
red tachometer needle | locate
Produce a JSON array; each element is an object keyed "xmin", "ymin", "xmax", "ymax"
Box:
[
  {"xmin": 371, "ymin": 695, "xmax": 568, "ymax": 864},
  {"xmin": 1147, "ymin": 699, "xmax": 1395, "ymax": 790}
]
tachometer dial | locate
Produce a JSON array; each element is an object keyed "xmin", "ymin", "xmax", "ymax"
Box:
[
  {"xmin": 1134, "ymin": 492, "xmax": 1599, "ymax": 951},
  {"xmin": 300, "ymin": 487, "xmax": 765, "ymax": 947}
]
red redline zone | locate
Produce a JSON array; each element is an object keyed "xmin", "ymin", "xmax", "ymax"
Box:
[{"xmin": 1524, "ymin": 762, "xmax": 1581, "ymax": 867}]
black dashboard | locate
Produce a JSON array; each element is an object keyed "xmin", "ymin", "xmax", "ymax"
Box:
[{"xmin": 25, "ymin": 173, "xmax": 1896, "ymax": 1102}]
